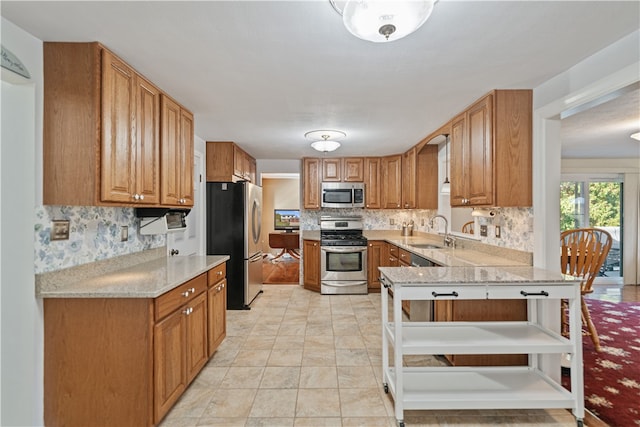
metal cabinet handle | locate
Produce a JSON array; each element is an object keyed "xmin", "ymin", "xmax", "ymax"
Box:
[
  {"xmin": 520, "ymin": 290, "xmax": 549, "ymax": 297},
  {"xmin": 217, "ymin": 270, "xmax": 223, "ymax": 276},
  {"xmin": 182, "ymin": 307, "xmax": 193, "ymax": 315},
  {"xmin": 432, "ymin": 291, "xmax": 459, "ymax": 298},
  {"xmin": 139, "ymin": 194, "xmax": 144, "ymax": 200},
  {"xmin": 170, "ymin": 249, "xmax": 180, "ymax": 256},
  {"xmin": 182, "ymin": 291, "xmax": 190, "ymax": 297}
]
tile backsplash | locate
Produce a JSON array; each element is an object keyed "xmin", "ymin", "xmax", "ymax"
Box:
[
  {"xmin": 35, "ymin": 206, "xmax": 165, "ymax": 274},
  {"xmin": 301, "ymin": 207, "xmax": 534, "ymax": 253}
]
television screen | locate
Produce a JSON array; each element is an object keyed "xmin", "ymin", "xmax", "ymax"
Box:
[{"xmin": 274, "ymin": 209, "xmax": 300, "ymax": 232}]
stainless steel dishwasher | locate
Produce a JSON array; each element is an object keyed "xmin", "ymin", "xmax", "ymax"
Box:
[{"xmin": 408, "ymin": 252, "xmax": 436, "ymax": 321}]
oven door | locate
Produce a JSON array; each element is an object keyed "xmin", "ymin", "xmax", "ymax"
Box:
[{"xmin": 320, "ymin": 246, "xmax": 367, "ymax": 281}]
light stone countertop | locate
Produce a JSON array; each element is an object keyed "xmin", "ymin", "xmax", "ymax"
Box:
[
  {"xmin": 378, "ymin": 265, "xmax": 579, "ymax": 286},
  {"xmin": 36, "ymin": 254, "xmax": 229, "ymax": 298},
  {"xmin": 300, "ymin": 230, "xmax": 530, "ymax": 267}
]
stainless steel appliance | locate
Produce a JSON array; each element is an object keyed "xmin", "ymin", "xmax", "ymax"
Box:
[
  {"xmin": 321, "ymin": 182, "xmax": 365, "ymax": 208},
  {"xmin": 206, "ymin": 182, "xmax": 263, "ymax": 309},
  {"xmin": 319, "ymin": 216, "xmax": 368, "ymax": 294}
]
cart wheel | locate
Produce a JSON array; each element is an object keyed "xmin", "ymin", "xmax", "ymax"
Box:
[
  {"xmin": 383, "ymin": 383, "xmax": 389, "ymax": 393},
  {"xmin": 576, "ymin": 419, "xmax": 584, "ymax": 427}
]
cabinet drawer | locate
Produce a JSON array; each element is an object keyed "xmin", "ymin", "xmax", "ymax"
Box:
[
  {"xmin": 156, "ymin": 273, "xmax": 207, "ymax": 321},
  {"xmin": 398, "ymin": 249, "xmax": 411, "ymax": 264},
  {"xmin": 422, "ymin": 286, "xmax": 487, "ymax": 300},
  {"xmin": 207, "ymin": 263, "xmax": 226, "ymax": 286},
  {"xmin": 487, "ymin": 284, "xmax": 575, "ymax": 300},
  {"xmin": 389, "ymin": 245, "xmax": 398, "ymax": 257}
]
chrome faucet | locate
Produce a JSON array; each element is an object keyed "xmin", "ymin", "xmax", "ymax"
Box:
[{"xmin": 429, "ymin": 215, "xmax": 455, "ymax": 248}]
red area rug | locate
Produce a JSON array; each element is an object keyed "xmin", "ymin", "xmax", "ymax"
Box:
[{"xmin": 563, "ymin": 299, "xmax": 640, "ymax": 427}]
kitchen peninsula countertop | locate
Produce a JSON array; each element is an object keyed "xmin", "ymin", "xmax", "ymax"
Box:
[
  {"xmin": 36, "ymin": 250, "xmax": 229, "ymax": 298},
  {"xmin": 300, "ymin": 230, "xmax": 531, "ymax": 268},
  {"xmin": 378, "ymin": 265, "xmax": 576, "ymax": 286}
]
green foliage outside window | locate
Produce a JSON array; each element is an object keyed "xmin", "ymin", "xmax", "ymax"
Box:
[{"xmin": 560, "ymin": 181, "xmax": 621, "ymax": 231}]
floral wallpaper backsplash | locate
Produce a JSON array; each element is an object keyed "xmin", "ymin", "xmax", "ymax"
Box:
[
  {"xmin": 35, "ymin": 206, "xmax": 165, "ymax": 274},
  {"xmin": 301, "ymin": 207, "xmax": 534, "ymax": 253}
]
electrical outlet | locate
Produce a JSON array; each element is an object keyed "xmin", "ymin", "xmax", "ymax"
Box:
[
  {"xmin": 495, "ymin": 225, "xmax": 501, "ymax": 238},
  {"xmin": 51, "ymin": 220, "xmax": 70, "ymax": 241},
  {"xmin": 480, "ymin": 225, "xmax": 488, "ymax": 237},
  {"xmin": 120, "ymin": 226, "xmax": 129, "ymax": 242},
  {"xmin": 390, "ymin": 218, "xmax": 395, "ymax": 226},
  {"xmin": 420, "ymin": 218, "xmax": 425, "ymax": 226}
]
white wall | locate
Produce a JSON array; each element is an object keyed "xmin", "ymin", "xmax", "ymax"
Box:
[
  {"xmin": 533, "ymin": 30, "xmax": 640, "ymax": 270},
  {"xmin": 0, "ymin": 17, "xmax": 44, "ymax": 426}
]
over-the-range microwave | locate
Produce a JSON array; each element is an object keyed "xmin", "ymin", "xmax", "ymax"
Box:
[{"xmin": 321, "ymin": 182, "xmax": 365, "ymax": 208}]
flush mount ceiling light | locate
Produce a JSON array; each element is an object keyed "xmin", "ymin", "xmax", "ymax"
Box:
[
  {"xmin": 330, "ymin": 0, "xmax": 437, "ymax": 43},
  {"xmin": 305, "ymin": 130, "xmax": 346, "ymax": 152},
  {"xmin": 631, "ymin": 132, "xmax": 640, "ymax": 141}
]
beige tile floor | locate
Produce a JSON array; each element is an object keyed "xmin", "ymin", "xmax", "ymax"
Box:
[{"xmin": 160, "ymin": 285, "xmax": 579, "ymax": 427}]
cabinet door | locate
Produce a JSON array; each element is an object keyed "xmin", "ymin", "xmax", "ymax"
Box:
[
  {"xmin": 402, "ymin": 148, "xmax": 416, "ymax": 209},
  {"xmin": 449, "ymin": 113, "xmax": 467, "ymax": 207},
  {"xmin": 322, "ymin": 158, "xmax": 342, "ymax": 182},
  {"xmin": 101, "ymin": 49, "xmax": 136, "ymax": 203},
  {"xmin": 208, "ymin": 279, "xmax": 227, "ymax": 357},
  {"xmin": 381, "ymin": 155, "xmax": 402, "ymax": 209},
  {"xmin": 466, "ymin": 94, "xmax": 493, "ymax": 206},
  {"xmin": 367, "ymin": 241, "xmax": 383, "ymax": 292},
  {"xmin": 135, "ymin": 75, "xmax": 161, "ymax": 204},
  {"xmin": 179, "ymin": 108, "xmax": 194, "ymax": 206},
  {"xmin": 248, "ymin": 156, "xmax": 257, "ymax": 183},
  {"xmin": 303, "ymin": 239, "xmax": 320, "ymax": 291},
  {"xmin": 185, "ymin": 292, "xmax": 208, "ymax": 383},
  {"xmin": 154, "ymin": 308, "xmax": 186, "ymax": 422},
  {"xmin": 303, "ymin": 158, "xmax": 321, "ymax": 209},
  {"xmin": 233, "ymin": 145, "xmax": 245, "ymax": 179},
  {"xmin": 160, "ymin": 96, "xmax": 182, "ymax": 205},
  {"xmin": 343, "ymin": 158, "xmax": 364, "ymax": 182},
  {"xmin": 364, "ymin": 157, "xmax": 381, "ymax": 209}
]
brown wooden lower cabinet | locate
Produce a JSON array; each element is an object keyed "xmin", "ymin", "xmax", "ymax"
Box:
[
  {"xmin": 44, "ymin": 265, "xmax": 227, "ymax": 427},
  {"xmin": 434, "ymin": 299, "xmax": 528, "ymax": 366},
  {"xmin": 303, "ymin": 239, "xmax": 320, "ymax": 292}
]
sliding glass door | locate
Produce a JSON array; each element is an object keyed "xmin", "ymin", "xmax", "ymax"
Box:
[{"xmin": 560, "ymin": 175, "xmax": 623, "ymax": 277}]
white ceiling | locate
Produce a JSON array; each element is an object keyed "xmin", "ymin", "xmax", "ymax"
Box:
[{"xmin": 2, "ymin": 1, "xmax": 639, "ymax": 160}]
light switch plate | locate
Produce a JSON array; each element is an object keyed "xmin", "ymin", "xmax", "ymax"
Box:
[
  {"xmin": 120, "ymin": 226, "xmax": 128, "ymax": 242},
  {"xmin": 480, "ymin": 225, "xmax": 488, "ymax": 237},
  {"xmin": 51, "ymin": 220, "xmax": 70, "ymax": 241},
  {"xmin": 495, "ymin": 225, "xmax": 501, "ymax": 238}
]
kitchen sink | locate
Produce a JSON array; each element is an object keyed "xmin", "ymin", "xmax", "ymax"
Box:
[{"xmin": 409, "ymin": 243, "xmax": 443, "ymax": 249}]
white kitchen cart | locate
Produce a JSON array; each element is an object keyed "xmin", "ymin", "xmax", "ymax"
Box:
[{"xmin": 379, "ymin": 266, "xmax": 584, "ymax": 427}]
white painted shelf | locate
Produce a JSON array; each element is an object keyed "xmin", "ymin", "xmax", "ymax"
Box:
[
  {"xmin": 385, "ymin": 366, "xmax": 575, "ymax": 410},
  {"xmin": 379, "ymin": 267, "xmax": 584, "ymax": 427},
  {"xmin": 383, "ymin": 321, "xmax": 574, "ymax": 355}
]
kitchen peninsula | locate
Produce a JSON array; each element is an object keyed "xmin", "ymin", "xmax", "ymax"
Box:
[
  {"xmin": 378, "ymin": 265, "xmax": 584, "ymax": 427},
  {"xmin": 36, "ymin": 249, "xmax": 229, "ymax": 427}
]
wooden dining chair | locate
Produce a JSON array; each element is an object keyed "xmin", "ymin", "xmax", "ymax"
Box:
[
  {"xmin": 461, "ymin": 221, "xmax": 474, "ymax": 234},
  {"xmin": 560, "ymin": 228, "xmax": 613, "ymax": 351}
]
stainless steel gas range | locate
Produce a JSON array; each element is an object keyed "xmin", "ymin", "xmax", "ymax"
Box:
[{"xmin": 319, "ymin": 216, "xmax": 368, "ymax": 295}]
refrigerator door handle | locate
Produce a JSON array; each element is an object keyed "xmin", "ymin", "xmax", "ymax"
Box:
[{"xmin": 249, "ymin": 252, "xmax": 263, "ymax": 262}]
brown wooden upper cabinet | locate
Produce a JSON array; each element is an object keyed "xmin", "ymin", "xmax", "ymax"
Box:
[
  {"xmin": 364, "ymin": 157, "xmax": 381, "ymax": 209},
  {"xmin": 381, "ymin": 154, "xmax": 403, "ymax": 209},
  {"xmin": 401, "ymin": 148, "xmax": 416, "ymax": 209},
  {"xmin": 450, "ymin": 90, "xmax": 532, "ymax": 208},
  {"xmin": 43, "ymin": 42, "xmax": 194, "ymax": 207},
  {"xmin": 321, "ymin": 157, "xmax": 364, "ymax": 182},
  {"xmin": 161, "ymin": 96, "xmax": 194, "ymax": 206},
  {"xmin": 206, "ymin": 141, "xmax": 256, "ymax": 183},
  {"xmin": 302, "ymin": 158, "xmax": 322, "ymax": 209}
]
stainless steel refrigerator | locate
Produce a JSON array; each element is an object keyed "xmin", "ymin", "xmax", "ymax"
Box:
[{"xmin": 206, "ymin": 182, "xmax": 263, "ymax": 309}]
